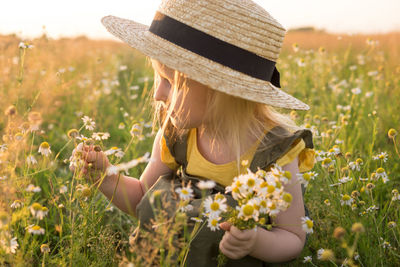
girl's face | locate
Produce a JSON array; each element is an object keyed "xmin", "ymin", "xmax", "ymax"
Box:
[{"xmin": 151, "ymin": 60, "xmax": 210, "ymax": 129}]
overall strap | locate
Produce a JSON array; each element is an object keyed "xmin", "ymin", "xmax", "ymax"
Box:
[{"xmin": 249, "ymin": 126, "xmax": 314, "ymax": 173}]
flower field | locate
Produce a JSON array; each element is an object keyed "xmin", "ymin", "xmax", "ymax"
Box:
[{"xmin": 0, "ymin": 30, "xmax": 399, "ymax": 266}]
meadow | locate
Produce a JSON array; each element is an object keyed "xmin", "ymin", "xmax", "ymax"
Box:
[{"xmin": 0, "ymin": 29, "xmax": 399, "ymax": 266}]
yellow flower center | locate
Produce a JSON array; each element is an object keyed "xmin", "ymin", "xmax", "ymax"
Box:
[
  {"xmin": 181, "ymin": 189, "xmax": 188, "ymax": 195},
  {"xmin": 303, "ymin": 173, "xmax": 311, "ymax": 181},
  {"xmin": 342, "ymin": 194, "xmax": 351, "ymax": 201},
  {"xmin": 40, "ymin": 142, "xmax": 50, "ymax": 149},
  {"xmin": 247, "ymin": 178, "xmax": 255, "ymax": 187},
  {"xmin": 376, "ymin": 168, "xmax": 385, "ymax": 174},
  {"xmin": 267, "ymin": 185, "xmax": 275, "ymax": 193},
  {"xmin": 243, "ymin": 204, "xmax": 254, "ymax": 216},
  {"xmin": 211, "ymin": 219, "xmax": 218, "ymax": 227},
  {"xmin": 210, "ymin": 202, "xmax": 220, "ymax": 211},
  {"xmin": 32, "ymin": 225, "xmax": 41, "ymax": 231},
  {"xmin": 32, "ymin": 203, "xmax": 42, "ymax": 210},
  {"xmin": 283, "ymin": 193, "xmax": 293, "ymax": 203},
  {"xmin": 356, "ymin": 158, "xmax": 363, "ymax": 164},
  {"xmin": 306, "ymin": 220, "xmax": 313, "ymax": 229}
]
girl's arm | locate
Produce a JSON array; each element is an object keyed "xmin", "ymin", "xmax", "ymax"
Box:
[
  {"xmin": 93, "ymin": 129, "xmax": 174, "ymax": 216},
  {"xmin": 250, "ymin": 156, "xmax": 306, "ymax": 262}
]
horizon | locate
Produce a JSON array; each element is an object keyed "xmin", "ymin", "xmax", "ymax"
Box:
[{"xmin": 1, "ymin": 0, "xmax": 400, "ymax": 40}]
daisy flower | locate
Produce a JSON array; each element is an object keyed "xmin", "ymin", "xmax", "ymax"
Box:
[
  {"xmin": 301, "ymin": 216, "xmax": 314, "ymax": 233},
  {"xmin": 0, "ymin": 235, "xmax": 19, "ymax": 254},
  {"xmin": 327, "ymin": 146, "xmax": 341, "ymax": 157},
  {"xmin": 340, "ymin": 194, "xmax": 353, "ymax": 206},
  {"xmin": 40, "ymin": 244, "xmax": 50, "ymax": 253},
  {"xmin": 10, "ymin": 200, "xmax": 23, "ymax": 209},
  {"xmin": 207, "ymin": 213, "xmax": 221, "ymax": 231},
  {"xmin": 373, "ymin": 152, "xmax": 388, "ymax": 162},
  {"xmin": 297, "ymin": 172, "xmax": 316, "ymax": 187},
  {"xmin": 303, "ymin": 255, "xmax": 312, "ymax": 263},
  {"xmin": 175, "ymin": 184, "xmax": 194, "ymax": 201},
  {"xmin": 321, "ymin": 158, "xmax": 335, "ymax": 168},
  {"xmin": 237, "ymin": 199, "xmax": 259, "ymax": 221},
  {"xmin": 38, "ymin": 142, "xmax": 52, "ymax": 157},
  {"xmin": 338, "ymin": 176, "xmax": 352, "ymax": 184},
  {"xmin": 375, "ymin": 168, "xmax": 389, "ymax": 183},
  {"xmin": 203, "ymin": 194, "xmax": 227, "ymax": 216},
  {"xmin": 81, "ymin": 116, "xmax": 96, "ymax": 131},
  {"xmin": 315, "ymin": 150, "xmax": 327, "ymax": 162},
  {"xmin": 26, "ymin": 184, "xmax": 41, "ymax": 193},
  {"xmin": 92, "ymin": 132, "xmax": 110, "ymax": 140},
  {"xmin": 317, "ymin": 248, "xmax": 325, "ymax": 260},
  {"xmin": 59, "ymin": 185, "xmax": 68, "ymax": 194},
  {"xmin": 26, "ymin": 224, "xmax": 45, "ymax": 235},
  {"xmin": 196, "ymin": 180, "xmax": 216, "ymax": 190}
]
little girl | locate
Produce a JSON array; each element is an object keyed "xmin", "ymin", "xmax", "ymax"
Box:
[{"xmin": 72, "ymin": 0, "xmax": 316, "ymax": 265}]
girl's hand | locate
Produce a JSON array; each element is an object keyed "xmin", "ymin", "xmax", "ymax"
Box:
[
  {"xmin": 219, "ymin": 222, "xmax": 258, "ymax": 260},
  {"xmin": 69, "ymin": 143, "xmax": 111, "ymax": 183}
]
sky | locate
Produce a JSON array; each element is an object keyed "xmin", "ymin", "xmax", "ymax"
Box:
[{"xmin": 1, "ymin": 0, "xmax": 400, "ymax": 40}]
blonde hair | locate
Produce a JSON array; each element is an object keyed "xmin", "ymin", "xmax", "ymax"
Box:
[{"xmin": 149, "ymin": 59, "xmax": 302, "ymax": 171}]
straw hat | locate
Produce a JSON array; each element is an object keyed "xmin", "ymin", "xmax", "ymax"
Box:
[{"xmin": 101, "ymin": 0, "xmax": 310, "ymax": 110}]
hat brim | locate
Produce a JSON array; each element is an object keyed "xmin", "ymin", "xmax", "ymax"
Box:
[{"xmin": 101, "ymin": 15, "xmax": 310, "ymax": 110}]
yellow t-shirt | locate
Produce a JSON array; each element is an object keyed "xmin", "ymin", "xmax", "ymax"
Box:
[{"xmin": 160, "ymin": 128, "xmax": 315, "ymax": 187}]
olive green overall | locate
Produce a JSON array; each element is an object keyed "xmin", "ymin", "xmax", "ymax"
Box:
[{"xmin": 133, "ymin": 125, "xmax": 314, "ymax": 266}]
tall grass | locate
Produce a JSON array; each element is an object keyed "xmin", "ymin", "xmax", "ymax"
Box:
[{"xmin": 0, "ymin": 30, "xmax": 399, "ymax": 266}]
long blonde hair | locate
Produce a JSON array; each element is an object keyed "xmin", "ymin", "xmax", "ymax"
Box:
[{"xmin": 149, "ymin": 59, "xmax": 302, "ymax": 170}]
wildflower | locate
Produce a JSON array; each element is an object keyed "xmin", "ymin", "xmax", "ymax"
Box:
[
  {"xmin": 92, "ymin": 132, "xmax": 110, "ymax": 140},
  {"xmin": 26, "ymin": 155, "xmax": 38, "ymax": 165},
  {"xmin": 118, "ymin": 122, "xmax": 126, "ymax": 129},
  {"xmin": 392, "ymin": 189, "xmax": 400, "ymax": 201},
  {"xmin": 38, "ymin": 142, "xmax": 52, "ymax": 157},
  {"xmin": 381, "ymin": 240, "xmax": 392, "ymax": 249},
  {"xmin": 317, "ymin": 248, "xmax": 325, "ymax": 260},
  {"xmin": 301, "ymin": 216, "xmax": 314, "ymax": 233},
  {"xmin": 196, "ymin": 180, "xmax": 216, "ymax": 190},
  {"xmin": 333, "ymin": 227, "xmax": 346, "ymax": 239},
  {"xmin": 375, "ymin": 168, "xmax": 389, "ymax": 183},
  {"xmin": 10, "ymin": 200, "xmax": 23, "ymax": 209},
  {"xmin": 178, "ymin": 202, "xmax": 193, "ymax": 213},
  {"xmin": 367, "ymin": 70, "xmax": 378, "ymax": 77},
  {"xmin": 340, "ymin": 194, "xmax": 353, "ymax": 206},
  {"xmin": 303, "ymin": 256, "xmax": 312, "ymax": 263},
  {"xmin": 67, "ymin": 129, "xmax": 80, "ymax": 139},
  {"xmin": 351, "ymin": 222, "xmax": 365, "ymax": 233},
  {"xmin": 322, "ymin": 158, "xmax": 334, "ymax": 168},
  {"xmin": 348, "ymin": 159, "xmax": 363, "ymax": 171},
  {"xmin": 0, "ymin": 235, "xmax": 19, "ymax": 254},
  {"xmin": 372, "ymin": 152, "xmax": 388, "ymax": 162},
  {"xmin": 297, "ymin": 172, "xmax": 314, "ymax": 187},
  {"xmin": 207, "ymin": 214, "xmax": 221, "ymax": 231},
  {"xmin": 327, "ymin": 146, "xmax": 341, "ymax": 157},
  {"xmin": 387, "ymin": 221, "xmax": 397, "ymax": 228},
  {"xmin": 315, "ymin": 150, "xmax": 327, "ymax": 162},
  {"xmin": 388, "ymin": 128, "xmax": 398, "ymax": 138},
  {"xmin": 82, "ymin": 116, "xmax": 96, "ymax": 131},
  {"xmin": 105, "ymin": 147, "xmax": 124, "ymax": 158},
  {"xmin": 339, "ymin": 176, "xmax": 352, "ymax": 184},
  {"xmin": 237, "ymin": 200, "xmax": 259, "ymax": 221},
  {"xmin": 175, "ymin": 184, "xmax": 194, "ymax": 201},
  {"xmin": 349, "ymin": 65, "xmax": 357, "ymax": 71},
  {"xmin": 130, "ymin": 123, "xmax": 142, "ymax": 136},
  {"xmin": 26, "ymin": 184, "xmax": 41, "ymax": 193},
  {"xmin": 319, "ymin": 249, "xmax": 335, "ymax": 261},
  {"xmin": 324, "ymin": 199, "xmax": 330, "ymax": 206},
  {"xmin": 26, "ymin": 224, "xmax": 45, "ymax": 235},
  {"xmin": 204, "ymin": 194, "xmax": 227, "ymax": 216},
  {"xmin": 106, "ymin": 165, "xmax": 119, "ymax": 176},
  {"xmin": 30, "ymin": 203, "xmax": 48, "ymax": 220},
  {"xmin": 297, "ymin": 58, "xmax": 306, "ymax": 67},
  {"xmin": 366, "ymin": 183, "xmax": 375, "ymax": 190},
  {"xmin": 40, "ymin": 244, "xmax": 50, "ymax": 253}
]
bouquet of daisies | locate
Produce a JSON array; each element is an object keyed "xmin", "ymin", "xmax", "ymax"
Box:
[
  {"xmin": 203, "ymin": 163, "xmax": 294, "ymax": 232},
  {"xmin": 201, "ymin": 164, "xmax": 294, "ymax": 266}
]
